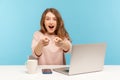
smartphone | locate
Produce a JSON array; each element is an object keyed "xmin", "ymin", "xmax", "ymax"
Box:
[{"xmin": 42, "ymin": 69, "xmax": 52, "ymax": 74}]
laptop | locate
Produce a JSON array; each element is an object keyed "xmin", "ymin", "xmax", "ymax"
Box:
[{"xmin": 53, "ymin": 43, "xmax": 106, "ymax": 75}]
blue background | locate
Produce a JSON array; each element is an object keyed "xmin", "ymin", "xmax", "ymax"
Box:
[{"xmin": 0, "ymin": 0, "xmax": 120, "ymax": 65}]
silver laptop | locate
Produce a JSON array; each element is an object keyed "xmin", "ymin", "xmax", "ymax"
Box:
[{"xmin": 53, "ymin": 43, "xmax": 106, "ymax": 75}]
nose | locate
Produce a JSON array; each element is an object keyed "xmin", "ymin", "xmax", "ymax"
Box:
[{"xmin": 49, "ymin": 19, "xmax": 54, "ymax": 24}]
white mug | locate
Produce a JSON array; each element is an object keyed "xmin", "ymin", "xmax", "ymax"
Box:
[{"xmin": 26, "ymin": 59, "xmax": 38, "ymax": 74}]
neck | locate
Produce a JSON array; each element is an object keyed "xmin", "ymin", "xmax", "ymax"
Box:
[{"xmin": 47, "ymin": 32, "xmax": 55, "ymax": 35}]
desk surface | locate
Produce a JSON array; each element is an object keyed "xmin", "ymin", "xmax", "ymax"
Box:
[{"xmin": 0, "ymin": 65, "xmax": 120, "ymax": 80}]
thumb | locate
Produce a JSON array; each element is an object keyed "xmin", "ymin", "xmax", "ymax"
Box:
[{"xmin": 58, "ymin": 38, "xmax": 62, "ymax": 43}]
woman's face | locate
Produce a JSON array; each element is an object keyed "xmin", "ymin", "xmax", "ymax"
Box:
[{"xmin": 44, "ymin": 12, "xmax": 57, "ymax": 34}]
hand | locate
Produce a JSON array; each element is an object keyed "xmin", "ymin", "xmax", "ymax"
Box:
[
  {"xmin": 54, "ymin": 37, "xmax": 64, "ymax": 47},
  {"xmin": 34, "ymin": 37, "xmax": 49, "ymax": 56},
  {"xmin": 40, "ymin": 37, "xmax": 50, "ymax": 46},
  {"xmin": 54, "ymin": 37, "xmax": 70, "ymax": 52}
]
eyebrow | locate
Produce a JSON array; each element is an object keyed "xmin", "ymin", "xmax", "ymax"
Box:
[{"xmin": 45, "ymin": 16, "xmax": 56, "ymax": 19}]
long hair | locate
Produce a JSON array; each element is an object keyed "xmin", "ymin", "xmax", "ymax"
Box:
[{"xmin": 40, "ymin": 8, "xmax": 71, "ymax": 41}]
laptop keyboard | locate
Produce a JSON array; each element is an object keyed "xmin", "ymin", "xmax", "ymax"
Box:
[
  {"xmin": 63, "ymin": 67, "xmax": 69, "ymax": 72},
  {"xmin": 64, "ymin": 69, "xmax": 69, "ymax": 72}
]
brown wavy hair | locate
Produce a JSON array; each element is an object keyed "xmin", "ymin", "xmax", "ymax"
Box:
[{"xmin": 40, "ymin": 8, "xmax": 71, "ymax": 41}]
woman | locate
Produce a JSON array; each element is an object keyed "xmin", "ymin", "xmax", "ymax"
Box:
[{"xmin": 31, "ymin": 8, "xmax": 72, "ymax": 65}]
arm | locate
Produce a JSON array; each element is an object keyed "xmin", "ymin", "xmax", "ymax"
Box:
[
  {"xmin": 61, "ymin": 40, "xmax": 71, "ymax": 52},
  {"xmin": 31, "ymin": 32, "xmax": 41, "ymax": 58},
  {"xmin": 33, "ymin": 36, "xmax": 49, "ymax": 57},
  {"xmin": 31, "ymin": 31, "xmax": 49, "ymax": 57},
  {"xmin": 62, "ymin": 39, "xmax": 72, "ymax": 53},
  {"xmin": 34, "ymin": 41, "xmax": 43, "ymax": 57}
]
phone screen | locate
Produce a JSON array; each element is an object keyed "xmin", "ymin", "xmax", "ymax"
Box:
[{"xmin": 42, "ymin": 69, "xmax": 52, "ymax": 74}]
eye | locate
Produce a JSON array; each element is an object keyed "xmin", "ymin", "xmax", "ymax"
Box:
[
  {"xmin": 45, "ymin": 17, "xmax": 50, "ymax": 20},
  {"xmin": 53, "ymin": 18, "xmax": 57, "ymax": 21}
]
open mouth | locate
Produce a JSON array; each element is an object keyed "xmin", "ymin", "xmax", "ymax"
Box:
[{"xmin": 48, "ymin": 26, "xmax": 54, "ymax": 29}]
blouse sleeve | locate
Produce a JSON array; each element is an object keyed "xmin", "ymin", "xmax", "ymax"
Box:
[
  {"xmin": 63, "ymin": 38, "xmax": 72, "ymax": 53},
  {"xmin": 31, "ymin": 31, "xmax": 42, "ymax": 58}
]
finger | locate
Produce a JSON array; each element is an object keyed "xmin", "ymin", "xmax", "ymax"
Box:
[
  {"xmin": 55, "ymin": 37, "xmax": 58, "ymax": 42},
  {"xmin": 54, "ymin": 37, "xmax": 60, "ymax": 42},
  {"xmin": 44, "ymin": 37, "xmax": 49, "ymax": 42}
]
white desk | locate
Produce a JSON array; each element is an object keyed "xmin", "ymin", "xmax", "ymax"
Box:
[{"xmin": 0, "ymin": 65, "xmax": 120, "ymax": 80}]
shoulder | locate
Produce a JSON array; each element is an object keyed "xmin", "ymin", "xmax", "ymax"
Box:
[
  {"xmin": 32, "ymin": 31, "xmax": 45, "ymax": 41},
  {"xmin": 33, "ymin": 31, "xmax": 44, "ymax": 37}
]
